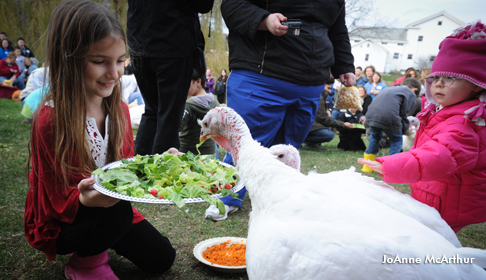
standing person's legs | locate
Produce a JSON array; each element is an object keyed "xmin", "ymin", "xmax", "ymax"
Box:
[
  {"xmin": 362, "ymin": 126, "xmax": 382, "ymax": 172},
  {"xmin": 151, "ymin": 56, "xmax": 193, "ymax": 153},
  {"xmin": 365, "ymin": 126, "xmax": 383, "ymax": 155},
  {"xmin": 277, "ymin": 85, "xmax": 322, "ymax": 148},
  {"xmin": 131, "ymin": 56, "xmax": 158, "ymax": 155},
  {"xmin": 383, "ymin": 129, "xmax": 403, "ymax": 155},
  {"xmin": 132, "ymin": 56, "xmax": 193, "ymax": 155},
  {"xmin": 226, "ymin": 70, "xmax": 321, "ymax": 148},
  {"xmin": 218, "ymin": 69, "xmax": 320, "ymax": 206}
]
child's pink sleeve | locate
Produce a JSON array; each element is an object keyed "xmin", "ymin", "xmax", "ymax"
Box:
[
  {"xmin": 376, "ymin": 152, "xmax": 421, "ymax": 183},
  {"xmin": 377, "ymin": 122, "xmax": 479, "ymax": 184}
]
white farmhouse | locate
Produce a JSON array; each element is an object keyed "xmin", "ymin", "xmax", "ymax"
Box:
[{"xmin": 349, "ymin": 11, "xmax": 465, "ymax": 73}]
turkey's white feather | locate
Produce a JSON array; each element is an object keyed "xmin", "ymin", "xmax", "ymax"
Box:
[{"xmin": 200, "ymin": 107, "xmax": 486, "ymax": 280}]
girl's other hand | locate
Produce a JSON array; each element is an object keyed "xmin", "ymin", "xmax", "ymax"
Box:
[
  {"xmin": 78, "ymin": 177, "xmax": 120, "ymax": 208},
  {"xmin": 357, "ymin": 158, "xmax": 384, "ymax": 174}
]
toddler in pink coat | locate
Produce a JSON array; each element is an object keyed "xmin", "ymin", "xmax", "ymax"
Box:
[{"xmin": 359, "ymin": 20, "xmax": 486, "ymax": 233}]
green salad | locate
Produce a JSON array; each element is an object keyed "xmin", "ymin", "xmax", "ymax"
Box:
[
  {"xmin": 92, "ymin": 152, "xmax": 239, "ymax": 211},
  {"xmin": 352, "ymin": 123, "xmax": 365, "ymax": 129}
]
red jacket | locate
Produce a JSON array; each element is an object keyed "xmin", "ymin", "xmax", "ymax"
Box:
[
  {"xmin": 377, "ymin": 100, "xmax": 486, "ymax": 232},
  {"xmin": 0, "ymin": 58, "xmax": 20, "ymax": 78},
  {"xmin": 24, "ymin": 102, "xmax": 144, "ymax": 261}
]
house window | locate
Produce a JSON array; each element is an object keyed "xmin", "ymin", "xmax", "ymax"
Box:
[
  {"xmin": 354, "ymin": 40, "xmax": 361, "ymax": 42},
  {"xmin": 382, "ymin": 42, "xmax": 387, "ymax": 45},
  {"xmin": 398, "ymin": 43, "xmax": 404, "ymax": 46},
  {"xmin": 407, "ymin": 54, "xmax": 413, "ymax": 59},
  {"xmin": 393, "ymin": 53, "xmax": 399, "ymax": 59},
  {"xmin": 367, "ymin": 43, "xmax": 370, "ymax": 47},
  {"xmin": 365, "ymin": 54, "xmax": 369, "ymax": 61},
  {"xmin": 438, "ymin": 21, "xmax": 442, "ymax": 25},
  {"xmin": 418, "ymin": 36, "xmax": 424, "ymax": 41},
  {"xmin": 430, "ymin": 55, "xmax": 436, "ymax": 62}
]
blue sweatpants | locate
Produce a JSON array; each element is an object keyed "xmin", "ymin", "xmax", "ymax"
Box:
[{"xmin": 220, "ymin": 69, "xmax": 323, "ymax": 206}]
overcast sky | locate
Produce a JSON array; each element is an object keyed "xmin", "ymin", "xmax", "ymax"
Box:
[{"xmin": 364, "ymin": 0, "xmax": 486, "ymax": 27}]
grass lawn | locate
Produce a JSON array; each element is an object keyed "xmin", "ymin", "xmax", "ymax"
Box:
[{"xmin": 1, "ymin": 97, "xmax": 485, "ymax": 279}]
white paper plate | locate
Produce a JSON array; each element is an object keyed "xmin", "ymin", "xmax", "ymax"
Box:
[
  {"xmin": 193, "ymin": 237, "xmax": 247, "ymax": 273},
  {"xmin": 91, "ymin": 157, "xmax": 243, "ymax": 204}
]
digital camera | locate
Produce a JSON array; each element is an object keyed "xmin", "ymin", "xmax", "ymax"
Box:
[{"xmin": 281, "ymin": 19, "xmax": 302, "ymax": 36}]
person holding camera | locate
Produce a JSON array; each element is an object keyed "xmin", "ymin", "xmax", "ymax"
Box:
[{"xmin": 204, "ymin": 0, "xmax": 356, "ymax": 221}]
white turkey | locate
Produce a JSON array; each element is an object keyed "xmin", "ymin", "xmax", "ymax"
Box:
[
  {"xmin": 269, "ymin": 144, "xmax": 461, "ymax": 248},
  {"xmin": 199, "ymin": 107, "xmax": 486, "ymax": 280},
  {"xmin": 269, "ymin": 144, "xmax": 301, "ymax": 171},
  {"xmin": 402, "ymin": 116, "xmax": 420, "ymax": 152}
]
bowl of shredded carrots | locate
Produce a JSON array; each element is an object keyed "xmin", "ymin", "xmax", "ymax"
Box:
[{"xmin": 193, "ymin": 237, "xmax": 247, "ymax": 273}]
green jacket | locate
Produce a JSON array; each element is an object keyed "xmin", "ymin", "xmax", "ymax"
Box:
[
  {"xmin": 179, "ymin": 94, "xmax": 220, "ymax": 155},
  {"xmin": 309, "ymin": 90, "xmax": 346, "ymax": 132}
]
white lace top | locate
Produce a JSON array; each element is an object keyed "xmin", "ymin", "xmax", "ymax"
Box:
[
  {"xmin": 45, "ymin": 101, "xmax": 110, "ymax": 168},
  {"xmin": 86, "ymin": 116, "xmax": 109, "ymax": 168}
]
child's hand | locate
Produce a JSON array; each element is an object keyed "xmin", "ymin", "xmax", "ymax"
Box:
[
  {"xmin": 358, "ymin": 158, "xmax": 384, "ymax": 174},
  {"xmin": 78, "ymin": 177, "xmax": 120, "ymax": 208},
  {"xmin": 344, "ymin": 122, "xmax": 355, "ymax": 129}
]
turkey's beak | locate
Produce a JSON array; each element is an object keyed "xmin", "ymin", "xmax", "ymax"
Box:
[{"xmin": 200, "ymin": 134, "xmax": 211, "ymax": 142}]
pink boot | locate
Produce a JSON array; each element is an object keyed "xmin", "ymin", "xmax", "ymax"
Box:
[{"xmin": 65, "ymin": 250, "xmax": 118, "ymax": 280}]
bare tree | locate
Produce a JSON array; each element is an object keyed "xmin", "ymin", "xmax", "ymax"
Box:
[
  {"xmin": 345, "ymin": 0, "xmax": 375, "ymax": 27},
  {"xmin": 414, "ymin": 55, "xmax": 433, "ymax": 70},
  {"xmin": 346, "ymin": 0, "xmax": 398, "ymax": 39},
  {"xmin": 199, "ymin": 0, "xmax": 229, "ymax": 77}
]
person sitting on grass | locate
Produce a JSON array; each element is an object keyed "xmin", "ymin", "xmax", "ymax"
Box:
[
  {"xmin": 0, "ymin": 52, "xmax": 21, "ymax": 87},
  {"xmin": 302, "ymin": 77, "xmax": 355, "ymax": 150},
  {"xmin": 179, "ymin": 68, "xmax": 220, "ymax": 155},
  {"xmin": 337, "ymin": 108, "xmax": 366, "ymax": 151}
]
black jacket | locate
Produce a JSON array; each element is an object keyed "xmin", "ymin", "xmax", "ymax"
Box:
[
  {"xmin": 127, "ymin": 0, "xmax": 213, "ymax": 58},
  {"xmin": 221, "ymin": 0, "xmax": 354, "ymax": 86},
  {"xmin": 19, "ymin": 46, "xmax": 34, "ymax": 58}
]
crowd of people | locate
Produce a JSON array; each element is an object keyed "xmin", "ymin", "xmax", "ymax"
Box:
[
  {"xmin": 0, "ymin": 32, "xmax": 38, "ymax": 90},
  {"xmin": 5, "ymin": 0, "xmax": 485, "ymax": 278}
]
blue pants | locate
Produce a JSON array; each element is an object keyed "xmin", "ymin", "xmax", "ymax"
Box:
[
  {"xmin": 220, "ymin": 69, "xmax": 323, "ymax": 206},
  {"xmin": 304, "ymin": 128, "xmax": 335, "ymax": 146},
  {"xmin": 331, "ymin": 109, "xmax": 340, "ymax": 120},
  {"xmin": 128, "ymin": 91, "xmax": 145, "ymax": 105},
  {"xmin": 366, "ymin": 126, "xmax": 403, "ymax": 156}
]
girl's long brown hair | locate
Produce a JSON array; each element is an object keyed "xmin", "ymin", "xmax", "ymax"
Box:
[{"xmin": 30, "ymin": 0, "xmax": 128, "ymax": 186}]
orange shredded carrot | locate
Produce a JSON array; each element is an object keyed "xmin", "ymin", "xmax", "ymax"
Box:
[{"xmin": 202, "ymin": 240, "xmax": 246, "ymax": 266}]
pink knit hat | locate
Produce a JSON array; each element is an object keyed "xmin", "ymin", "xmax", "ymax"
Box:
[{"xmin": 425, "ymin": 20, "xmax": 486, "ymax": 107}]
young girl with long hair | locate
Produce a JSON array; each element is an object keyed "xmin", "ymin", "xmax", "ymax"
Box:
[
  {"xmin": 24, "ymin": 1, "xmax": 175, "ymax": 279},
  {"xmin": 359, "ymin": 20, "xmax": 486, "ymax": 233}
]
